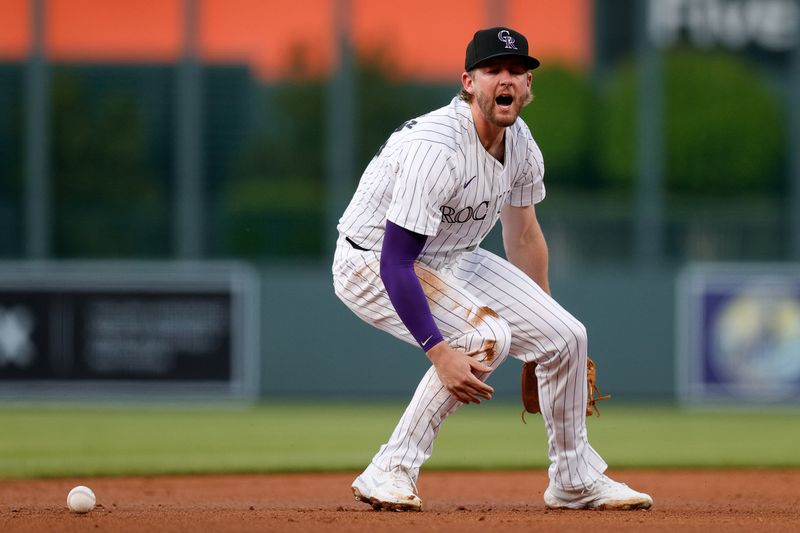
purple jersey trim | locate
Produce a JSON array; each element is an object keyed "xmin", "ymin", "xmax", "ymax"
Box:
[{"xmin": 380, "ymin": 221, "xmax": 445, "ymax": 351}]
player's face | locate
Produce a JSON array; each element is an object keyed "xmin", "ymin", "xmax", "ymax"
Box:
[{"xmin": 466, "ymin": 57, "xmax": 532, "ymax": 128}]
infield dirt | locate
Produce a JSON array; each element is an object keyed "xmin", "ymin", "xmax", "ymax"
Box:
[{"xmin": 1, "ymin": 470, "xmax": 798, "ymax": 532}]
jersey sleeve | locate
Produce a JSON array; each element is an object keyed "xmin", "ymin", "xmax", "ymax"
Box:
[
  {"xmin": 385, "ymin": 141, "xmax": 457, "ymax": 236},
  {"xmin": 509, "ymin": 128, "xmax": 546, "ymax": 207}
]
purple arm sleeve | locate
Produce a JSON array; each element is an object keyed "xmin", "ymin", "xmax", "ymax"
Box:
[{"xmin": 380, "ymin": 220, "xmax": 445, "ymax": 351}]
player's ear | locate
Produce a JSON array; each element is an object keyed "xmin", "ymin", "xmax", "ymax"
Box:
[{"xmin": 461, "ymin": 71, "xmax": 475, "ymax": 95}]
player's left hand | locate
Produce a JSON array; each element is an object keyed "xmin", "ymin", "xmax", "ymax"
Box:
[{"xmin": 426, "ymin": 342, "xmax": 494, "ymax": 404}]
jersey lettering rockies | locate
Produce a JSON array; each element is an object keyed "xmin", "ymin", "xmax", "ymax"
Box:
[{"xmin": 338, "ymin": 97, "xmax": 545, "ymax": 270}]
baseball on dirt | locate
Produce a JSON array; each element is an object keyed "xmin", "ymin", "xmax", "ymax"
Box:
[{"xmin": 67, "ymin": 485, "xmax": 96, "ymax": 513}]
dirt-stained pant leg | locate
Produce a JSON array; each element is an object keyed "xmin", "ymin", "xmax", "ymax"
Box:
[
  {"xmin": 332, "ymin": 237, "xmax": 512, "ymax": 478},
  {"xmin": 451, "ymin": 247, "xmax": 608, "ymax": 491}
]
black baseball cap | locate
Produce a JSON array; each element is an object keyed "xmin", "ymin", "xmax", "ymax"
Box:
[{"xmin": 464, "ymin": 27, "xmax": 540, "ymax": 71}]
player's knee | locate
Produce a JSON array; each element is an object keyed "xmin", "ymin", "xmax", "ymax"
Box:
[
  {"xmin": 479, "ymin": 314, "xmax": 512, "ymax": 365},
  {"xmin": 554, "ymin": 319, "xmax": 587, "ymax": 361}
]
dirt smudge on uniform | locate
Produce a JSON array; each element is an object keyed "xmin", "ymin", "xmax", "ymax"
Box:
[
  {"xmin": 355, "ymin": 264, "xmax": 371, "ymax": 279},
  {"xmin": 353, "ymin": 261, "xmax": 381, "ymax": 288},
  {"xmin": 414, "ymin": 264, "xmax": 449, "ymax": 303},
  {"xmin": 468, "ymin": 305, "xmax": 499, "ymax": 327},
  {"xmin": 464, "ymin": 339, "xmax": 497, "ymax": 363},
  {"xmin": 464, "ymin": 306, "xmax": 500, "ymax": 361},
  {"xmin": 480, "ymin": 339, "xmax": 497, "ymax": 362}
]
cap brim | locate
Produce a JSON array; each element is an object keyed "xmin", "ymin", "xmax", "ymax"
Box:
[{"xmin": 466, "ymin": 53, "xmax": 540, "ymax": 72}]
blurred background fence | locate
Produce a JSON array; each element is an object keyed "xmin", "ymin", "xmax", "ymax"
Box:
[{"xmin": 1, "ymin": 0, "xmax": 798, "ymax": 401}]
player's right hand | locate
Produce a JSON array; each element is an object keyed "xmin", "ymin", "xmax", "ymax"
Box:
[{"xmin": 426, "ymin": 342, "xmax": 494, "ymax": 404}]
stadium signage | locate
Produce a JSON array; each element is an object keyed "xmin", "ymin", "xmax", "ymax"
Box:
[
  {"xmin": 0, "ymin": 262, "xmax": 260, "ymax": 401},
  {"xmin": 677, "ymin": 263, "xmax": 800, "ymax": 405},
  {"xmin": 648, "ymin": 0, "xmax": 799, "ymax": 52}
]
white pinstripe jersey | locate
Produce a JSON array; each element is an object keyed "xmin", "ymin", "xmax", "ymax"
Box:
[{"xmin": 337, "ymin": 97, "xmax": 545, "ymax": 270}]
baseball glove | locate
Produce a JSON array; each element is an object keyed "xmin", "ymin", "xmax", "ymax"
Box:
[{"xmin": 521, "ymin": 357, "xmax": 610, "ymax": 422}]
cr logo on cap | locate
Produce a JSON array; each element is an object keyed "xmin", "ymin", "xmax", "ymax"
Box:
[{"xmin": 497, "ymin": 29, "xmax": 518, "ymax": 50}]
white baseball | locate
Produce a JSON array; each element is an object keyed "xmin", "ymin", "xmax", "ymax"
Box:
[{"xmin": 67, "ymin": 485, "xmax": 96, "ymax": 513}]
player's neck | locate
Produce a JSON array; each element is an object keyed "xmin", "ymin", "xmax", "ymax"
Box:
[{"xmin": 471, "ymin": 106, "xmax": 506, "ymax": 163}]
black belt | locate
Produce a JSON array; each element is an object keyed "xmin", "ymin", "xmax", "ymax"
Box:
[{"xmin": 345, "ymin": 237, "xmax": 370, "ymax": 251}]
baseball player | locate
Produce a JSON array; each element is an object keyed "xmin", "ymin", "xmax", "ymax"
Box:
[{"xmin": 332, "ymin": 27, "xmax": 653, "ymax": 511}]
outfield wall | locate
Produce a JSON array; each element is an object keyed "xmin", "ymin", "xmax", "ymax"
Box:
[{"xmin": 5, "ymin": 261, "xmax": 796, "ymax": 403}]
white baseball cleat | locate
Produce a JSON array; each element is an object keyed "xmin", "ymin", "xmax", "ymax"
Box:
[
  {"xmin": 544, "ymin": 474, "xmax": 653, "ymax": 510},
  {"xmin": 352, "ymin": 463, "xmax": 422, "ymax": 512}
]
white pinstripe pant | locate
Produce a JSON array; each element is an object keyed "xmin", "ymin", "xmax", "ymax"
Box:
[{"xmin": 332, "ymin": 236, "xmax": 607, "ymax": 491}]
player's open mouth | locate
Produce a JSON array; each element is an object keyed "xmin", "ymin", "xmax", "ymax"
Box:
[{"xmin": 495, "ymin": 95, "xmax": 513, "ymax": 108}]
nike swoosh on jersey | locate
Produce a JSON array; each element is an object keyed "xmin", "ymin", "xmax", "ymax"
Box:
[
  {"xmin": 463, "ymin": 175, "xmax": 477, "ymax": 189},
  {"xmin": 421, "ymin": 335, "xmax": 434, "ymax": 346}
]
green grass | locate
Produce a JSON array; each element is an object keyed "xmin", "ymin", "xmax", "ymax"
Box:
[{"xmin": 1, "ymin": 402, "xmax": 798, "ymax": 478}]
